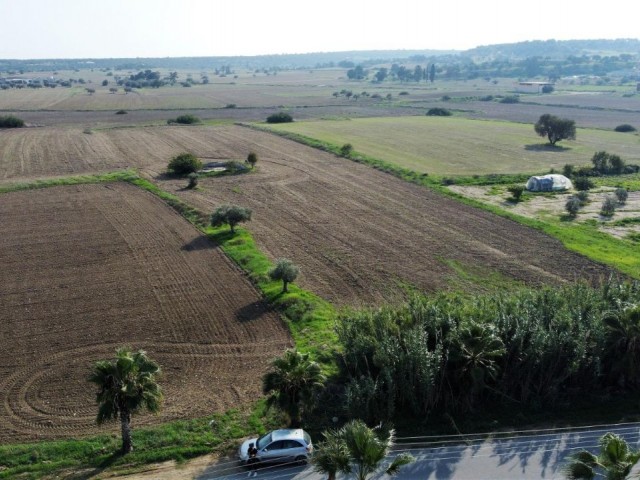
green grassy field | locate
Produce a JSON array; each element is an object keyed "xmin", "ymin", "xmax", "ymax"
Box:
[{"xmin": 265, "ymin": 116, "xmax": 640, "ymax": 175}]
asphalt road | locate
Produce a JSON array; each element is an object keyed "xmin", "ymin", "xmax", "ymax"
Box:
[{"xmin": 197, "ymin": 423, "xmax": 640, "ymax": 480}]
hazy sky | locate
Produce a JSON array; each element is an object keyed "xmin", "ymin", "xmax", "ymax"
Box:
[{"xmin": 1, "ymin": 0, "xmax": 638, "ymax": 59}]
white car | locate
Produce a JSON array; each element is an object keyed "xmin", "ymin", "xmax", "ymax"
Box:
[{"xmin": 238, "ymin": 428, "xmax": 313, "ymax": 467}]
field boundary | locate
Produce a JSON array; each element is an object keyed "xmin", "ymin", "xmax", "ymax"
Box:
[{"xmin": 245, "ymin": 123, "xmax": 639, "ymax": 279}]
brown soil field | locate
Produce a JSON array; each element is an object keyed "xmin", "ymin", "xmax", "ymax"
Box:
[
  {"xmin": 155, "ymin": 125, "xmax": 613, "ymax": 307},
  {"xmin": 0, "ymin": 182, "xmax": 290, "ymax": 442}
]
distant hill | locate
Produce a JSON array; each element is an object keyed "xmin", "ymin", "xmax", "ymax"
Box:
[
  {"xmin": 0, "ymin": 39, "xmax": 638, "ymax": 73},
  {"xmin": 464, "ymin": 38, "xmax": 640, "ymax": 60}
]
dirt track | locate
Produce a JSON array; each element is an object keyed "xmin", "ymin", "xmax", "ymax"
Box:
[
  {"xmin": 159, "ymin": 126, "xmax": 614, "ymax": 307},
  {"xmin": 0, "ymin": 183, "xmax": 291, "ymax": 442}
]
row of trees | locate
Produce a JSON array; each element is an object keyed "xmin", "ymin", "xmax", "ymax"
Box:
[{"xmin": 337, "ymin": 279, "xmax": 640, "ymax": 422}]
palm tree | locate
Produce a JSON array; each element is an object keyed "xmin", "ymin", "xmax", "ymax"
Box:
[
  {"xmin": 603, "ymin": 306, "xmax": 640, "ymax": 387},
  {"xmin": 262, "ymin": 349, "xmax": 325, "ymax": 427},
  {"xmin": 448, "ymin": 321, "xmax": 505, "ymax": 411},
  {"xmin": 315, "ymin": 420, "xmax": 413, "ymax": 480},
  {"xmin": 564, "ymin": 432, "xmax": 640, "ymax": 479},
  {"xmin": 312, "ymin": 428, "xmax": 351, "ymax": 480},
  {"xmin": 89, "ymin": 347, "xmax": 163, "ymax": 454}
]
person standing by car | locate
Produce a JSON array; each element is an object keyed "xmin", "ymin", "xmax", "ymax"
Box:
[{"xmin": 247, "ymin": 442, "xmax": 259, "ymax": 476}]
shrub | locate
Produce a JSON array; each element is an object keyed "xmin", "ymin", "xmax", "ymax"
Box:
[
  {"xmin": 340, "ymin": 143, "xmax": 353, "ymax": 156},
  {"xmin": 614, "ymin": 124, "xmax": 636, "ymax": 132},
  {"xmin": 574, "ymin": 177, "xmax": 594, "ymax": 191},
  {"xmin": 187, "ymin": 172, "xmax": 199, "ymax": 189},
  {"xmin": 399, "ymin": 91, "xmax": 409, "ymax": 96},
  {"xmin": 0, "ymin": 115, "xmax": 25, "ymax": 128},
  {"xmin": 615, "ymin": 187, "xmax": 629, "ymax": 204},
  {"xmin": 600, "ymin": 196, "xmax": 617, "ymax": 217},
  {"xmin": 507, "ymin": 185, "xmax": 524, "ymax": 202},
  {"xmin": 441, "ymin": 95, "xmax": 451, "ymax": 101},
  {"xmin": 225, "ymin": 160, "xmax": 243, "ymax": 173},
  {"xmin": 115, "ymin": 110, "xmax": 127, "ymax": 115},
  {"xmin": 441, "ymin": 177, "xmax": 456, "ymax": 186},
  {"xmin": 479, "ymin": 95, "xmax": 494, "ymax": 101},
  {"xmin": 173, "ymin": 114, "xmax": 200, "ymax": 125},
  {"xmin": 224, "ymin": 104, "xmax": 237, "ymax": 109},
  {"xmin": 499, "ymin": 95, "xmax": 520, "ymax": 104},
  {"xmin": 576, "ymin": 190, "xmax": 590, "ymax": 205},
  {"xmin": 266, "ymin": 112, "xmax": 293, "ymax": 123},
  {"xmin": 246, "ymin": 152, "xmax": 258, "ymax": 168},
  {"xmin": 167, "ymin": 152, "xmax": 202, "ymax": 175},
  {"xmin": 565, "ymin": 196, "xmax": 581, "ymax": 217},
  {"xmin": 562, "ymin": 164, "xmax": 574, "ymax": 178},
  {"xmin": 426, "ymin": 108, "xmax": 452, "ymax": 116},
  {"xmin": 541, "ymin": 84, "xmax": 554, "ymax": 93}
]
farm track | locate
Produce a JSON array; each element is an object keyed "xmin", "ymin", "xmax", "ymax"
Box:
[
  {"xmin": 158, "ymin": 125, "xmax": 614, "ymax": 306},
  {"xmin": 0, "ymin": 183, "xmax": 290, "ymax": 442}
]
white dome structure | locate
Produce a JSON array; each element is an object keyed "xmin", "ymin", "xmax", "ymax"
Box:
[{"xmin": 525, "ymin": 174, "xmax": 573, "ymax": 192}]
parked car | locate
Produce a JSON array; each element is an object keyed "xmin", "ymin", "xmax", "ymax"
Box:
[{"xmin": 238, "ymin": 429, "xmax": 313, "ymax": 467}]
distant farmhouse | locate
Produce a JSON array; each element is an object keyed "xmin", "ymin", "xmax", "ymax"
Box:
[{"xmin": 516, "ymin": 81, "xmax": 554, "ymax": 93}]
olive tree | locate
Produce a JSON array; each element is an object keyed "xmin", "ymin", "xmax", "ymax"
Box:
[
  {"xmin": 210, "ymin": 205, "xmax": 252, "ymax": 233},
  {"xmin": 534, "ymin": 114, "xmax": 576, "ymax": 145},
  {"xmin": 269, "ymin": 258, "xmax": 299, "ymax": 293},
  {"xmin": 246, "ymin": 152, "xmax": 258, "ymax": 169}
]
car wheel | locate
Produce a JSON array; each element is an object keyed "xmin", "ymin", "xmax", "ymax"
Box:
[{"xmin": 294, "ymin": 455, "xmax": 307, "ymax": 465}]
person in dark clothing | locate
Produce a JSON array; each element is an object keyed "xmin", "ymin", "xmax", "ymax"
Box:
[{"xmin": 247, "ymin": 442, "xmax": 259, "ymax": 475}]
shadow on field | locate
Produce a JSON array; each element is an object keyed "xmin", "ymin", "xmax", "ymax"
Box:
[
  {"xmin": 237, "ymin": 299, "xmax": 272, "ymax": 322},
  {"xmin": 62, "ymin": 452, "xmax": 123, "ymax": 480},
  {"xmin": 181, "ymin": 236, "xmax": 218, "ymax": 252},
  {"xmin": 524, "ymin": 143, "xmax": 571, "ymax": 152}
]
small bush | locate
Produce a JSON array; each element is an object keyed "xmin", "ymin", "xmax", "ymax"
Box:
[
  {"xmin": 0, "ymin": 115, "xmax": 25, "ymax": 128},
  {"xmin": 479, "ymin": 95, "xmax": 494, "ymax": 101},
  {"xmin": 614, "ymin": 124, "xmax": 636, "ymax": 133},
  {"xmin": 507, "ymin": 185, "xmax": 524, "ymax": 202},
  {"xmin": 574, "ymin": 177, "xmax": 594, "ymax": 191},
  {"xmin": 615, "ymin": 187, "xmax": 629, "ymax": 204},
  {"xmin": 399, "ymin": 91, "xmax": 409, "ymax": 96},
  {"xmin": 426, "ymin": 108, "xmax": 452, "ymax": 116},
  {"xmin": 565, "ymin": 196, "xmax": 581, "ymax": 217},
  {"xmin": 225, "ymin": 160, "xmax": 243, "ymax": 173},
  {"xmin": 562, "ymin": 164, "xmax": 574, "ymax": 178},
  {"xmin": 168, "ymin": 152, "xmax": 202, "ymax": 175},
  {"xmin": 441, "ymin": 95, "xmax": 451, "ymax": 101},
  {"xmin": 541, "ymin": 85, "xmax": 554, "ymax": 94},
  {"xmin": 499, "ymin": 95, "xmax": 520, "ymax": 104},
  {"xmin": 224, "ymin": 104, "xmax": 237, "ymax": 109},
  {"xmin": 173, "ymin": 114, "xmax": 200, "ymax": 125},
  {"xmin": 266, "ymin": 112, "xmax": 293, "ymax": 124},
  {"xmin": 340, "ymin": 143, "xmax": 354, "ymax": 156},
  {"xmin": 115, "ymin": 110, "xmax": 127, "ymax": 115},
  {"xmin": 441, "ymin": 177, "xmax": 456, "ymax": 186},
  {"xmin": 576, "ymin": 190, "xmax": 590, "ymax": 205},
  {"xmin": 246, "ymin": 152, "xmax": 258, "ymax": 168},
  {"xmin": 187, "ymin": 173, "xmax": 199, "ymax": 189},
  {"xmin": 600, "ymin": 196, "xmax": 617, "ymax": 217}
]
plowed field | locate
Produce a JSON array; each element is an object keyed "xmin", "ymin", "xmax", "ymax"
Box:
[
  {"xmin": 0, "ymin": 183, "xmax": 290, "ymax": 442},
  {"xmin": 158, "ymin": 126, "xmax": 613, "ymax": 306}
]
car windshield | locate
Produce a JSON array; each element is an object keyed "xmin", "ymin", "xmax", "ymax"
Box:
[{"xmin": 256, "ymin": 432, "xmax": 272, "ymax": 450}]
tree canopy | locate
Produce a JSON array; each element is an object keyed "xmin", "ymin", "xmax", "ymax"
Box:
[
  {"xmin": 534, "ymin": 114, "xmax": 576, "ymax": 145},
  {"xmin": 210, "ymin": 204, "xmax": 252, "ymax": 233}
]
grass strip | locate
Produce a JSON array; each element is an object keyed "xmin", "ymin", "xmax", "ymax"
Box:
[
  {"xmin": 0, "ymin": 169, "xmax": 138, "ymax": 194},
  {"xmin": 0, "ymin": 400, "xmax": 278, "ymax": 479},
  {"xmin": 248, "ymin": 123, "xmax": 640, "ymax": 279}
]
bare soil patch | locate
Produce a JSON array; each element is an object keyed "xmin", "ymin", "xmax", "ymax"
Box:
[
  {"xmin": 156, "ymin": 126, "xmax": 613, "ymax": 307},
  {"xmin": 0, "ymin": 182, "xmax": 290, "ymax": 442}
]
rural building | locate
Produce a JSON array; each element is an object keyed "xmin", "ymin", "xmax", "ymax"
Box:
[
  {"xmin": 516, "ymin": 81, "xmax": 554, "ymax": 93},
  {"xmin": 525, "ymin": 174, "xmax": 573, "ymax": 192}
]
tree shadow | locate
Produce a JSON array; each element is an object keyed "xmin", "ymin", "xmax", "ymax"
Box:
[
  {"xmin": 524, "ymin": 143, "xmax": 571, "ymax": 152},
  {"xmin": 62, "ymin": 451, "xmax": 124, "ymax": 480},
  {"xmin": 181, "ymin": 236, "xmax": 218, "ymax": 252},
  {"xmin": 237, "ymin": 299, "xmax": 272, "ymax": 323}
]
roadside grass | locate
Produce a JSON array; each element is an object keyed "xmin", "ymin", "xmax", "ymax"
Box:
[
  {"xmin": 255, "ymin": 125, "xmax": 640, "ymax": 280},
  {"xmin": 260, "ymin": 116, "xmax": 640, "ymax": 176},
  {"xmin": 0, "ymin": 400, "xmax": 280, "ymax": 480}
]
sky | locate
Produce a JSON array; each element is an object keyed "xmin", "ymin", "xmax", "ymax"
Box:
[{"xmin": 1, "ymin": 0, "xmax": 639, "ymax": 59}]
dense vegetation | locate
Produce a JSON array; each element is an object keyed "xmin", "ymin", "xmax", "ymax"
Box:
[
  {"xmin": 338, "ymin": 279, "xmax": 640, "ymax": 423},
  {"xmin": 167, "ymin": 152, "xmax": 202, "ymax": 175},
  {"xmin": 266, "ymin": 112, "xmax": 293, "ymax": 124},
  {"xmin": 0, "ymin": 115, "xmax": 25, "ymax": 128}
]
